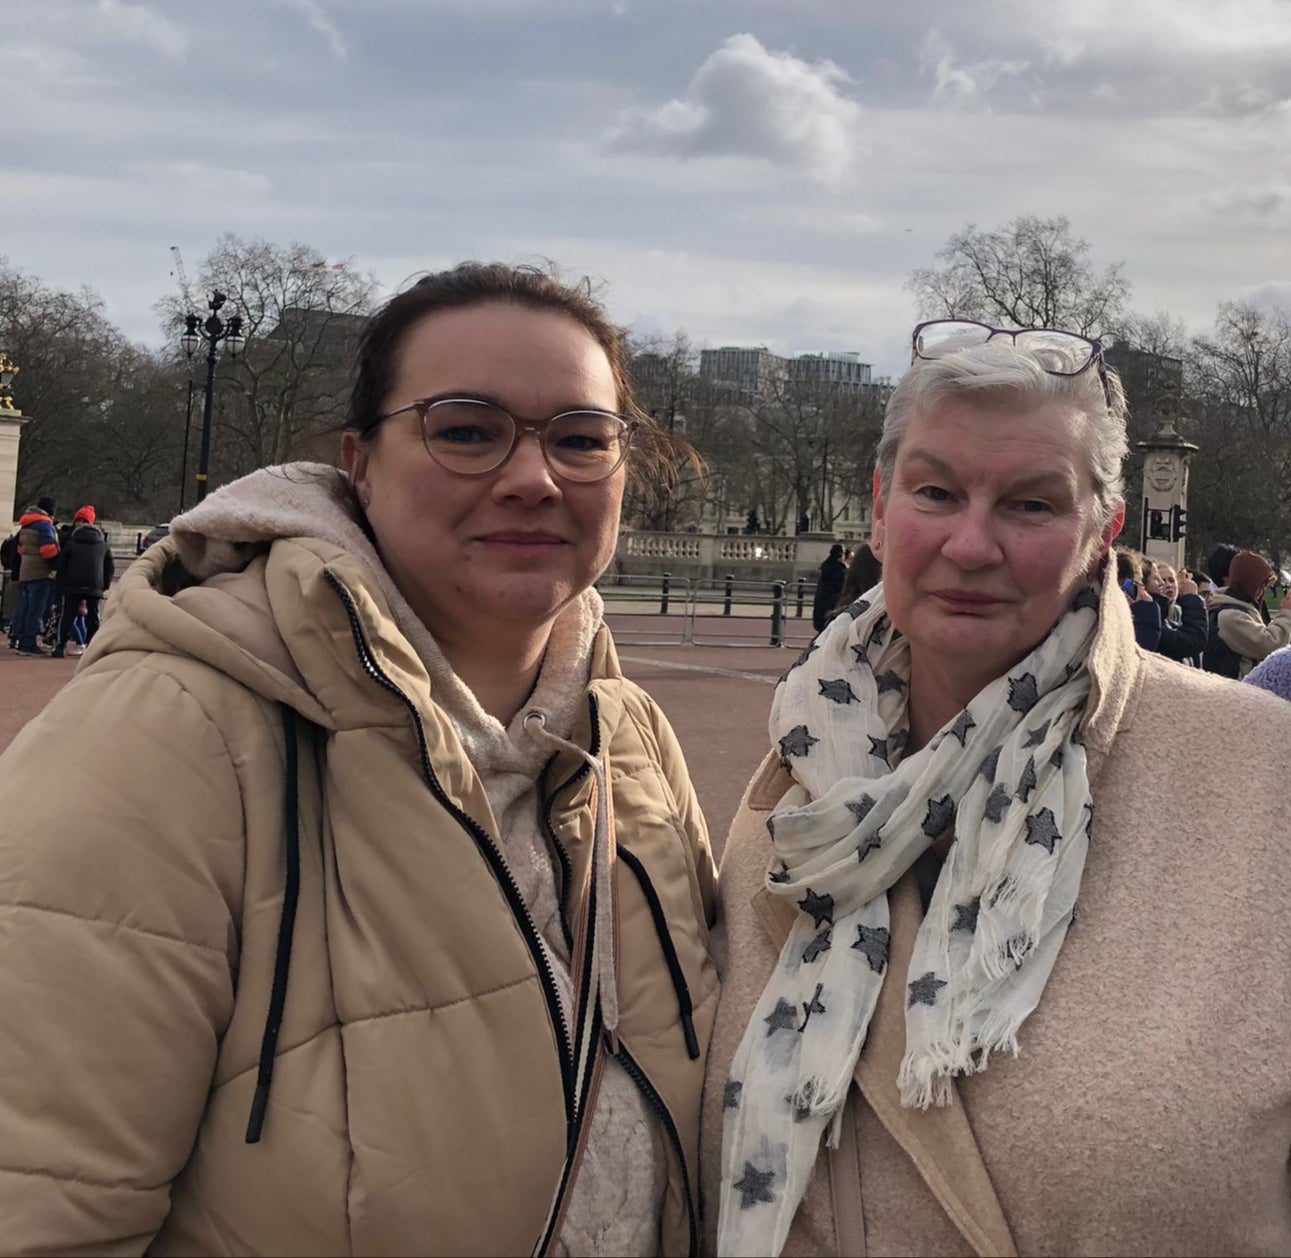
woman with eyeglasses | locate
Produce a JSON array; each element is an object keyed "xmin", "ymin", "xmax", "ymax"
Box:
[
  {"xmin": 702, "ymin": 320, "xmax": 1291, "ymax": 1257},
  {"xmin": 0, "ymin": 263, "xmax": 719, "ymax": 1256}
]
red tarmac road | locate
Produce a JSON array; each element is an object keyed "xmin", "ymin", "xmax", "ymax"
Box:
[{"xmin": 1, "ymin": 628, "xmax": 794, "ymax": 856}]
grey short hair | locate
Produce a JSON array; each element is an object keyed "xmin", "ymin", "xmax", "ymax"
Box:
[{"xmin": 876, "ymin": 339, "xmax": 1129, "ymax": 528}]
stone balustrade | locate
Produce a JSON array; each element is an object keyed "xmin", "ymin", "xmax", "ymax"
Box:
[{"xmin": 616, "ymin": 529, "xmax": 856, "ymax": 582}]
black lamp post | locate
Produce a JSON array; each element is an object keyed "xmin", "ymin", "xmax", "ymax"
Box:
[
  {"xmin": 180, "ymin": 291, "xmax": 244, "ymax": 503},
  {"xmin": 176, "ymin": 374, "xmax": 196, "ymax": 512}
]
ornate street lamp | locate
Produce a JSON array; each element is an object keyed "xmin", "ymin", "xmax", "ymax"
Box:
[
  {"xmin": 180, "ymin": 292, "xmax": 244, "ymax": 503},
  {"xmin": 0, "ymin": 352, "xmax": 20, "ymax": 412}
]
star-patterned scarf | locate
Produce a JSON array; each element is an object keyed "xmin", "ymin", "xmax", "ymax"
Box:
[{"xmin": 717, "ymin": 582, "xmax": 1100, "ymax": 1257}]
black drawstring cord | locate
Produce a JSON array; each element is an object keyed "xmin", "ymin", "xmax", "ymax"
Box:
[
  {"xmin": 245, "ymin": 704, "xmax": 304, "ymax": 1143},
  {"xmin": 617, "ymin": 847, "xmax": 700, "ymax": 1060}
]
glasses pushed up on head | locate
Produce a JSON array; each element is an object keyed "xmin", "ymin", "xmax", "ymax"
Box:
[
  {"xmin": 912, "ymin": 319, "xmax": 1111, "ymax": 403},
  {"xmin": 374, "ymin": 396, "xmax": 638, "ymax": 483}
]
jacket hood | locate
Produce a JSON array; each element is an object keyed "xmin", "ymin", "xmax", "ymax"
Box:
[
  {"xmin": 1209, "ymin": 589, "xmax": 1255, "ymax": 614},
  {"xmin": 19, "ymin": 510, "xmax": 53, "ymax": 527},
  {"xmin": 85, "ymin": 463, "xmax": 607, "ymax": 757},
  {"xmin": 1227, "ymin": 551, "xmax": 1275, "ymax": 604}
]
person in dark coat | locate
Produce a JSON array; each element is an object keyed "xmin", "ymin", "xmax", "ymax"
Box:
[
  {"xmin": 1115, "ymin": 547, "xmax": 1161, "ymax": 651},
  {"xmin": 830, "ymin": 542, "xmax": 883, "ymax": 618},
  {"xmin": 1146, "ymin": 559, "xmax": 1207, "ymax": 665},
  {"xmin": 50, "ymin": 506, "xmax": 114, "ymax": 658},
  {"xmin": 811, "ymin": 543, "xmax": 848, "ymax": 631}
]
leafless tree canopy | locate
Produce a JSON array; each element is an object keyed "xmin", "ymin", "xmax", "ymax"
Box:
[
  {"xmin": 159, "ymin": 235, "xmax": 381, "ymax": 480},
  {"xmin": 907, "ymin": 214, "xmax": 1130, "ymax": 336}
]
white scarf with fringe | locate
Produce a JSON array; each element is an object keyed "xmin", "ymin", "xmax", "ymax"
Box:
[{"xmin": 716, "ymin": 583, "xmax": 1099, "ymax": 1257}]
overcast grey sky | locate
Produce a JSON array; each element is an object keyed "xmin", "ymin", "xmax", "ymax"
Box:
[{"xmin": 7, "ymin": 0, "xmax": 1291, "ymax": 378}]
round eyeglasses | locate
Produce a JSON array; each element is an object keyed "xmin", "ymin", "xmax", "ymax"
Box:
[
  {"xmin": 373, "ymin": 396, "xmax": 637, "ymax": 483},
  {"xmin": 912, "ymin": 319, "xmax": 1110, "ymax": 402}
]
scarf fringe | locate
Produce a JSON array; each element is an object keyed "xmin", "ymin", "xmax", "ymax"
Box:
[{"xmin": 972, "ymin": 919, "xmax": 1038, "ymax": 982}]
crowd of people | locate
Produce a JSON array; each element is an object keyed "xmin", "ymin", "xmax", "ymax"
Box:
[
  {"xmin": 2, "ymin": 497, "xmax": 114, "ymax": 657},
  {"xmin": 1, "ymin": 275, "xmax": 1290, "ymax": 1257},
  {"xmin": 1110, "ymin": 539, "xmax": 1291, "ymax": 688}
]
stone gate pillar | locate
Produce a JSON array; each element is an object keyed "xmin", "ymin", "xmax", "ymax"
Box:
[{"xmin": 1136, "ymin": 416, "xmax": 1199, "ymax": 571}]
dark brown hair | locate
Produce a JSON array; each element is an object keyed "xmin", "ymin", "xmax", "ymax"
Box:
[
  {"xmin": 832, "ymin": 542, "xmax": 883, "ymax": 614},
  {"xmin": 346, "ymin": 261, "xmax": 691, "ymax": 492}
]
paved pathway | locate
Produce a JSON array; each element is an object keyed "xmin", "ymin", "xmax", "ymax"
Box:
[{"xmin": 1, "ymin": 636, "xmax": 791, "ymax": 855}]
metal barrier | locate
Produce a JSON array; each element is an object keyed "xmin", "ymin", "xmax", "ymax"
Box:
[
  {"xmin": 599, "ymin": 573, "xmax": 822, "ymax": 649},
  {"xmin": 598, "ymin": 573, "xmax": 692, "ymax": 645},
  {"xmin": 686, "ymin": 577, "xmax": 818, "ymax": 649}
]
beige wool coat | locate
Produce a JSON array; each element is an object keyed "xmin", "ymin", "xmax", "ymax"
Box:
[
  {"xmin": 0, "ymin": 535, "xmax": 719, "ymax": 1256},
  {"xmin": 702, "ymin": 573, "xmax": 1291, "ymax": 1257}
]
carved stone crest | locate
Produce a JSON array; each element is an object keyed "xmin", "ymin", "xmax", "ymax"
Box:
[{"xmin": 1146, "ymin": 454, "xmax": 1179, "ymax": 492}]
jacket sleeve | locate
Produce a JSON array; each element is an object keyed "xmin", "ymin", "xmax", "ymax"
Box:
[
  {"xmin": 37, "ymin": 518, "xmax": 59, "ymax": 561},
  {"xmin": 0, "ymin": 665, "xmax": 245, "ymax": 1255},
  {"xmin": 1156, "ymin": 593, "xmax": 1207, "ymax": 660},
  {"xmin": 642, "ymin": 696, "xmax": 717, "ymax": 928},
  {"xmin": 1130, "ymin": 597, "xmax": 1162, "ymax": 651},
  {"xmin": 1218, "ymin": 604, "xmax": 1291, "ymax": 664}
]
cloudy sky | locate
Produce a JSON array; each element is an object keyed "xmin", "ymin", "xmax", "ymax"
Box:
[{"xmin": 7, "ymin": 0, "xmax": 1291, "ymax": 379}]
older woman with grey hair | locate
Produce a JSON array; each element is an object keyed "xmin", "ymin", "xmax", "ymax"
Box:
[{"xmin": 701, "ymin": 320, "xmax": 1291, "ymax": 1257}]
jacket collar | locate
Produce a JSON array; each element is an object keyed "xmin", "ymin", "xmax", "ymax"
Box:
[{"xmin": 1078, "ymin": 560, "xmax": 1147, "ymax": 786}]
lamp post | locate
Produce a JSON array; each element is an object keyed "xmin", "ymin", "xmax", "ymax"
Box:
[
  {"xmin": 180, "ymin": 292, "xmax": 244, "ymax": 503},
  {"xmin": 176, "ymin": 376, "xmax": 196, "ymax": 512}
]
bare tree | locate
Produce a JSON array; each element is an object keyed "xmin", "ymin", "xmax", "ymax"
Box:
[
  {"xmin": 0, "ymin": 258, "xmax": 187, "ymax": 518},
  {"xmin": 908, "ymin": 215, "xmax": 1130, "ymax": 336},
  {"xmin": 1184, "ymin": 301, "xmax": 1291, "ymax": 566},
  {"xmin": 736, "ymin": 376, "xmax": 884, "ymax": 535},
  {"xmin": 160, "ymin": 235, "xmax": 380, "ymax": 483}
]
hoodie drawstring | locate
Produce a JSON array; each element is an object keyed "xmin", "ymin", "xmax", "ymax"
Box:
[
  {"xmin": 245, "ymin": 704, "xmax": 304, "ymax": 1144},
  {"xmin": 524, "ymin": 708, "xmax": 620, "ymax": 1051}
]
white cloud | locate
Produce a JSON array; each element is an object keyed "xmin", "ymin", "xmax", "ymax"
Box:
[
  {"xmin": 920, "ymin": 31, "xmax": 1030, "ymax": 106},
  {"xmin": 606, "ymin": 33, "xmax": 863, "ymax": 187},
  {"xmin": 275, "ymin": 0, "xmax": 347, "ymax": 60},
  {"xmin": 92, "ymin": 0, "xmax": 187, "ymax": 62},
  {"xmin": 1022, "ymin": 0, "xmax": 1291, "ymax": 63}
]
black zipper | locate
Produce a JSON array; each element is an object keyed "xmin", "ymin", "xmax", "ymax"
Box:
[
  {"xmin": 323, "ymin": 571, "xmax": 576, "ymax": 1120},
  {"xmin": 617, "ymin": 847, "xmax": 700, "ymax": 1060},
  {"xmin": 540, "ymin": 693, "xmax": 602, "ymax": 954},
  {"xmin": 534, "ymin": 866, "xmax": 607, "ymax": 1257},
  {"xmin": 616, "ymin": 1043, "xmax": 699, "ymax": 1258}
]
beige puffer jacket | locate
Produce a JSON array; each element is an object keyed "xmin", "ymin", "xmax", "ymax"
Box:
[{"xmin": 0, "ymin": 533, "xmax": 719, "ymax": 1256}]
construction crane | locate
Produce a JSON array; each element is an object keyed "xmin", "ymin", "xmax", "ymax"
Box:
[{"xmin": 170, "ymin": 245, "xmax": 195, "ymax": 312}]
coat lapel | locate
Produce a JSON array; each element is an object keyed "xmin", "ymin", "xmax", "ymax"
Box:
[{"xmin": 752, "ymin": 875, "xmax": 1017, "ymax": 1258}]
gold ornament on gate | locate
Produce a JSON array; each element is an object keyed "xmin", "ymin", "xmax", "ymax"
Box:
[{"xmin": 0, "ymin": 353, "xmax": 20, "ymax": 412}]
